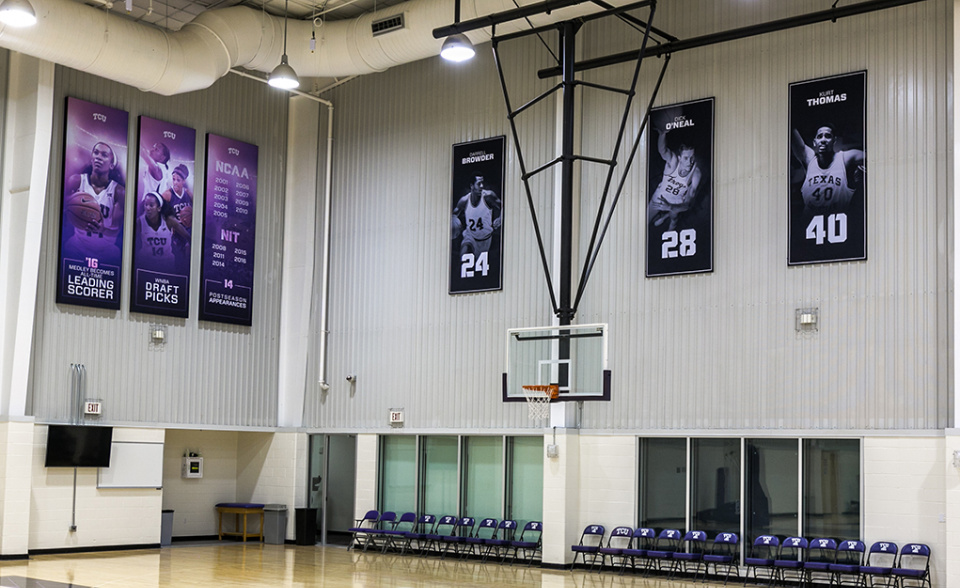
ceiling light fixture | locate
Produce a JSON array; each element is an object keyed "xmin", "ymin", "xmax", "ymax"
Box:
[
  {"xmin": 268, "ymin": 0, "xmax": 300, "ymax": 90},
  {"xmin": 440, "ymin": 0, "xmax": 474, "ymax": 63},
  {"xmin": 0, "ymin": 0, "xmax": 37, "ymax": 27}
]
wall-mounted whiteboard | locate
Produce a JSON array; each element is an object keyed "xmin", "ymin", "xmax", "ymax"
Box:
[{"xmin": 97, "ymin": 441, "xmax": 164, "ymax": 489}]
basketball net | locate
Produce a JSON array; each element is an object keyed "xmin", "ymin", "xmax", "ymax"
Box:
[{"xmin": 522, "ymin": 385, "xmax": 558, "ymax": 422}]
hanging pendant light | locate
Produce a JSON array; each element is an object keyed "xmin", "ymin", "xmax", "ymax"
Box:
[
  {"xmin": 268, "ymin": 0, "xmax": 300, "ymax": 90},
  {"xmin": 0, "ymin": 0, "xmax": 37, "ymax": 27},
  {"xmin": 440, "ymin": 0, "xmax": 474, "ymax": 63}
]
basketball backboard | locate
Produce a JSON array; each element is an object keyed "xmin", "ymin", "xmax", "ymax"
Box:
[{"xmin": 503, "ymin": 323, "xmax": 610, "ymax": 402}]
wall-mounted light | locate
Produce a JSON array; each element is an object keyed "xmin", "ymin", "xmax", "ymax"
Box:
[
  {"xmin": 795, "ymin": 307, "xmax": 819, "ymax": 333},
  {"xmin": 268, "ymin": 0, "xmax": 300, "ymax": 90},
  {"xmin": 0, "ymin": 0, "xmax": 37, "ymax": 27}
]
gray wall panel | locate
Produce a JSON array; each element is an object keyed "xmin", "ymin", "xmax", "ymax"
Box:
[
  {"xmin": 305, "ymin": 0, "xmax": 948, "ymax": 433},
  {"xmin": 29, "ymin": 68, "xmax": 287, "ymax": 427}
]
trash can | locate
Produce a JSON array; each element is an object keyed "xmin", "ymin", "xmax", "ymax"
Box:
[
  {"xmin": 295, "ymin": 508, "xmax": 318, "ymax": 546},
  {"xmin": 263, "ymin": 504, "xmax": 288, "ymax": 545},
  {"xmin": 160, "ymin": 510, "xmax": 174, "ymax": 547}
]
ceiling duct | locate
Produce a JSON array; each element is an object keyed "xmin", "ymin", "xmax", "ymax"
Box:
[
  {"xmin": 0, "ymin": 0, "xmax": 638, "ymax": 95},
  {"xmin": 371, "ymin": 13, "xmax": 405, "ymax": 36}
]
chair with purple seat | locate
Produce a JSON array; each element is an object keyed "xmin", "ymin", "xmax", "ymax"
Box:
[
  {"xmin": 597, "ymin": 526, "xmax": 633, "ymax": 572},
  {"xmin": 673, "ymin": 530, "xmax": 707, "ymax": 580},
  {"xmin": 646, "ymin": 528, "xmax": 682, "ymax": 576},
  {"xmin": 860, "ymin": 541, "xmax": 898, "ymax": 588},
  {"xmin": 484, "ymin": 519, "xmax": 516, "ymax": 563},
  {"xmin": 803, "ymin": 537, "xmax": 838, "ymax": 587},
  {"xmin": 464, "ymin": 517, "xmax": 498, "ymax": 559},
  {"xmin": 399, "ymin": 514, "xmax": 435, "ymax": 555},
  {"xmin": 620, "ymin": 527, "xmax": 656, "ymax": 575},
  {"xmin": 378, "ymin": 511, "xmax": 416, "ymax": 553},
  {"xmin": 829, "ymin": 539, "xmax": 865, "ymax": 587},
  {"xmin": 419, "ymin": 514, "xmax": 457, "ymax": 556},
  {"xmin": 891, "ymin": 543, "xmax": 930, "ymax": 588},
  {"xmin": 703, "ymin": 532, "xmax": 739, "ymax": 585},
  {"xmin": 773, "ymin": 536, "xmax": 807, "ymax": 587},
  {"xmin": 570, "ymin": 524, "xmax": 605, "ymax": 570},
  {"xmin": 743, "ymin": 534, "xmax": 779, "ymax": 586},
  {"xmin": 440, "ymin": 516, "xmax": 475, "ymax": 559},
  {"xmin": 361, "ymin": 510, "xmax": 396, "ymax": 552},
  {"xmin": 347, "ymin": 509, "xmax": 379, "ymax": 551},
  {"xmin": 509, "ymin": 520, "xmax": 543, "ymax": 566}
]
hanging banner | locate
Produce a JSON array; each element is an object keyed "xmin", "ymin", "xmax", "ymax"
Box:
[
  {"xmin": 198, "ymin": 134, "xmax": 258, "ymax": 326},
  {"xmin": 449, "ymin": 136, "xmax": 505, "ymax": 294},
  {"xmin": 56, "ymin": 97, "xmax": 129, "ymax": 310},
  {"xmin": 788, "ymin": 71, "xmax": 867, "ymax": 265},
  {"xmin": 646, "ymin": 98, "xmax": 714, "ymax": 277},
  {"xmin": 130, "ymin": 116, "xmax": 197, "ymax": 317}
]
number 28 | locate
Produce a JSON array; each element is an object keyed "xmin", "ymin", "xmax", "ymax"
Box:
[{"xmin": 661, "ymin": 229, "xmax": 697, "ymax": 259}]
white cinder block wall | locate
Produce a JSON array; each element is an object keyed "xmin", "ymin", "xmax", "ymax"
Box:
[
  {"xmin": 30, "ymin": 426, "xmax": 164, "ymax": 550},
  {"xmin": 0, "ymin": 421, "xmax": 34, "ymax": 555},
  {"xmin": 863, "ymin": 437, "xmax": 946, "ymax": 587},
  {"xmin": 579, "ymin": 435, "xmax": 638, "ymax": 536},
  {"xmin": 354, "ymin": 434, "xmax": 378, "ymax": 520},
  {"xmin": 236, "ymin": 431, "xmax": 304, "ymax": 540},
  {"xmin": 161, "ymin": 429, "xmax": 238, "ymax": 537}
]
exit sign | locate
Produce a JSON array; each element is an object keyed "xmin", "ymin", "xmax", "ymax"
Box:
[
  {"xmin": 84, "ymin": 401, "xmax": 102, "ymax": 415},
  {"xmin": 389, "ymin": 410, "xmax": 404, "ymax": 424}
]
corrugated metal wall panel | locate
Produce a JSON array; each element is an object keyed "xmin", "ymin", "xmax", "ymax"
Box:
[
  {"xmin": 29, "ymin": 68, "xmax": 288, "ymax": 427},
  {"xmin": 575, "ymin": 0, "xmax": 949, "ymax": 430},
  {"xmin": 304, "ymin": 0, "xmax": 948, "ymax": 433},
  {"xmin": 303, "ymin": 38, "xmax": 558, "ymax": 431}
]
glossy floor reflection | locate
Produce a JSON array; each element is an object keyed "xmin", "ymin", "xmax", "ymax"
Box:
[{"xmin": 0, "ymin": 543, "xmax": 729, "ymax": 587}]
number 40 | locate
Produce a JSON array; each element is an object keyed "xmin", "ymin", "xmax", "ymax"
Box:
[{"xmin": 805, "ymin": 213, "xmax": 848, "ymax": 245}]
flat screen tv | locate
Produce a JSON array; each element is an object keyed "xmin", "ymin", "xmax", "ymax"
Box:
[{"xmin": 44, "ymin": 425, "xmax": 113, "ymax": 468}]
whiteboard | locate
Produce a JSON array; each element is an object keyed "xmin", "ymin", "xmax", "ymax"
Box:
[{"xmin": 97, "ymin": 441, "xmax": 164, "ymax": 489}]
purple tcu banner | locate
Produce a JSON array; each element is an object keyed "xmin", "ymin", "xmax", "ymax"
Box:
[
  {"xmin": 198, "ymin": 134, "xmax": 258, "ymax": 326},
  {"xmin": 57, "ymin": 97, "xmax": 129, "ymax": 310},
  {"xmin": 130, "ymin": 116, "xmax": 197, "ymax": 317}
]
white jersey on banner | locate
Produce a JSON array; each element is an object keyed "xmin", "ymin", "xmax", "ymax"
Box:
[
  {"xmin": 137, "ymin": 216, "xmax": 175, "ymax": 273},
  {"xmin": 463, "ymin": 193, "xmax": 495, "ymax": 254},
  {"xmin": 800, "ymin": 150, "xmax": 854, "ymax": 211}
]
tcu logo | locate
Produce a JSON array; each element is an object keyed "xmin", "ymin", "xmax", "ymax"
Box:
[
  {"xmin": 846, "ymin": 542, "xmax": 858, "ymax": 549},
  {"xmin": 762, "ymin": 537, "xmax": 773, "ymax": 544},
  {"xmin": 530, "ymin": 523, "xmax": 539, "ymax": 529},
  {"xmin": 789, "ymin": 538, "xmax": 801, "ymax": 546},
  {"xmin": 163, "ymin": 131, "xmax": 176, "ymax": 139},
  {"xmin": 589, "ymin": 526, "xmax": 599, "ymax": 533},
  {"xmin": 615, "ymin": 528, "xmax": 629, "ymax": 536},
  {"xmin": 228, "ymin": 147, "xmax": 240, "ymax": 156},
  {"xmin": 443, "ymin": 517, "xmax": 455, "ymax": 523},
  {"xmin": 644, "ymin": 529, "xmax": 654, "ymax": 536},
  {"xmin": 693, "ymin": 532, "xmax": 704, "ymax": 539},
  {"xmin": 506, "ymin": 521, "xmax": 515, "ymax": 528},
  {"xmin": 879, "ymin": 543, "xmax": 891, "ymax": 551},
  {"xmin": 667, "ymin": 531, "xmax": 676, "ymax": 538},
  {"xmin": 818, "ymin": 540, "xmax": 830, "ymax": 547},
  {"xmin": 910, "ymin": 545, "xmax": 922, "ymax": 554},
  {"xmin": 92, "ymin": 113, "xmax": 107, "ymax": 122},
  {"xmin": 722, "ymin": 534, "xmax": 733, "ymax": 541}
]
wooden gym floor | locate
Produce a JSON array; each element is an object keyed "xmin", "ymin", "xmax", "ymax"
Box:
[{"xmin": 0, "ymin": 542, "xmax": 730, "ymax": 587}]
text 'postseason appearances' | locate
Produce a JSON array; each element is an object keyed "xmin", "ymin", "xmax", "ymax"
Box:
[
  {"xmin": 199, "ymin": 134, "xmax": 258, "ymax": 326},
  {"xmin": 788, "ymin": 71, "xmax": 866, "ymax": 265},
  {"xmin": 449, "ymin": 136, "xmax": 505, "ymax": 294},
  {"xmin": 645, "ymin": 98, "xmax": 714, "ymax": 277},
  {"xmin": 57, "ymin": 97, "xmax": 129, "ymax": 310}
]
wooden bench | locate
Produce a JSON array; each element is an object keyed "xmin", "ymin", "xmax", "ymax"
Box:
[{"xmin": 216, "ymin": 502, "xmax": 265, "ymax": 542}]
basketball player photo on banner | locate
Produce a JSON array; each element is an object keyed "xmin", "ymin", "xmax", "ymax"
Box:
[
  {"xmin": 789, "ymin": 71, "xmax": 866, "ymax": 265},
  {"xmin": 199, "ymin": 134, "xmax": 258, "ymax": 326},
  {"xmin": 130, "ymin": 116, "xmax": 197, "ymax": 318},
  {"xmin": 57, "ymin": 97, "xmax": 129, "ymax": 310},
  {"xmin": 646, "ymin": 98, "xmax": 714, "ymax": 277},
  {"xmin": 450, "ymin": 136, "xmax": 505, "ymax": 294}
]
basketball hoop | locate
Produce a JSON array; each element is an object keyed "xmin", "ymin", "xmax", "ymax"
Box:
[{"xmin": 522, "ymin": 385, "xmax": 558, "ymax": 422}]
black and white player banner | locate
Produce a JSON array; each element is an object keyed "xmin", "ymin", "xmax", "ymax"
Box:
[
  {"xmin": 789, "ymin": 71, "xmax": 866, "ymax": 265},
  {"xmin": 450, "ymin": 136, "xmax": 505, "ymax": 294},
  {"xmin": 646, "ymin": 98, "xmax": 714, "ymax": 277}
]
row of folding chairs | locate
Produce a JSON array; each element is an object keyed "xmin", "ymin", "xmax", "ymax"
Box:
[
  {"xmin": 743, "ymin": 535, "xmax": 931, "ymax": 588},
  {"xmin": 348, "ymin": 510, "xmax": 543, "ymax": 565},
  {"xmin": 570, "ymin": 525, "xmax": 740, "ymax": 584}
]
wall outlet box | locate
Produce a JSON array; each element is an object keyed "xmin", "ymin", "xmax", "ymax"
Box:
[
  {"xmin": 182, "ymin": 457, "xmax": 203, "ymax": 478},
  {"xmin": 546, "ymin": 444, "xmax": 559, "ymax": 458}
]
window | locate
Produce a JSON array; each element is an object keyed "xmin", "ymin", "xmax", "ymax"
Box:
[
  {"xmin": 462, "ymin": 436, "xmax": 503, "ymax": 518},
  {"xmin": 378, "ymin": 436, "xmax": 416, "ymax": 513},
  {"xmin": 691, "ymin": 438, "xmax": 741, "ymax": 536},
  {"xmin": 506, "ymin": 436, "xmax": 543, "ymax": 527},
  {"xmin": 746, "ymin": 438, "xmax": 798, "ymax": 541},
  {"xmin": 640, "ymin": 438, "xmax": 686, "ymax": 531},
  {"xmin": 803, "ymin": 438, "xmax": 860, "ymax": 540},
  {"xmin": 419, "ymin": 436, "xmax": 459, "ymax": 516}
]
